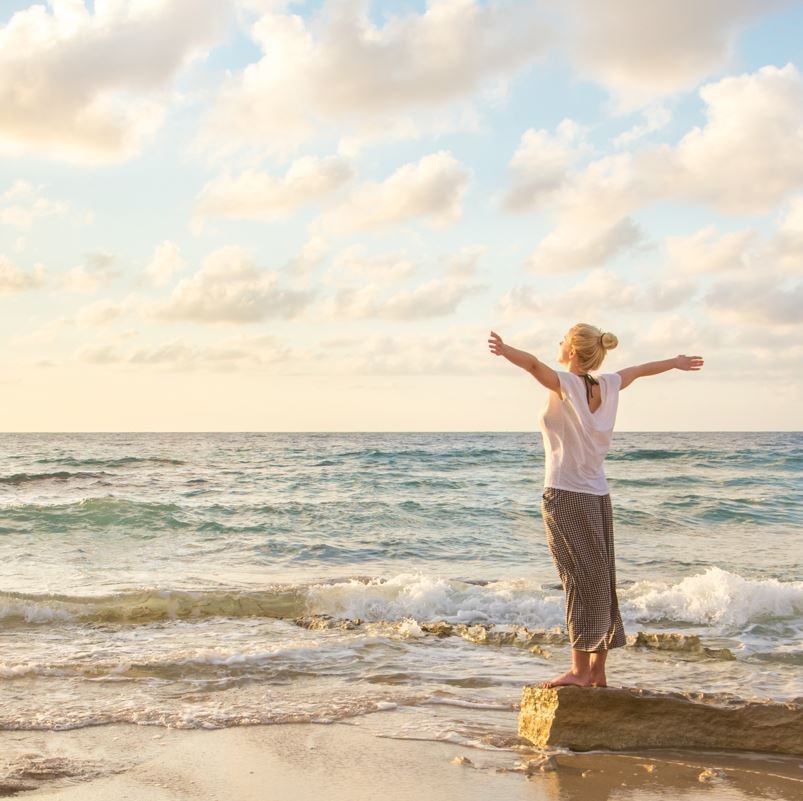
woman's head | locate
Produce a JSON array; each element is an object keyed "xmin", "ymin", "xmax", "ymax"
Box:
[{"xmin": 558, "ymin": 323, "xmax": 618, "ymax": 372}]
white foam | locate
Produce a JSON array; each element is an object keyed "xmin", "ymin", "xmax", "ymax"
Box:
[
  {"xmin": 305, "ymin": 573, "xmax": 564, "ymax": 628},
  {"xmin": 0, "ymin": 598, "xmax": 74, "ymax": 624},
  {"xmin": 622, "ymin": 567, "xmax": 803, "ymax": 629}
]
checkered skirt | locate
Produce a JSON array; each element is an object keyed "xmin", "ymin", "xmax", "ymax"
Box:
[{"xmin": 541, "ymin": 487, "xmax": 626, "ymax": 651}]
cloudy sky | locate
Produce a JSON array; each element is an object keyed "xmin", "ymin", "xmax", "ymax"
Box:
[{"xmin": 1, "ymin": 0, "xmax": 802, "ymax": 431}]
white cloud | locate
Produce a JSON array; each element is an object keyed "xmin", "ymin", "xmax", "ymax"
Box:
[
  {"xmin": 444, "ymin": 245, "xmax": 487, "ymax": 277},
  {"xmin": 706, "ymin": 277, "xmax": 803, "ymax": 326},
  {"xmin": 285, "ymin": 236, "xmax": 329, "ymax": 275},
  {"xmin": 154, "ymin": 245, "xmax": 314, "ymax": 323},
  {"xmin": 61, "ymin": 251, "xmax": 118, "ymax": 293},
  {"xmin": 497, "ymin": 269, "xmax": 694, "ymax": 320},
  {"xmin": 526, "ymin": 218, "xmax": 645, "ymax": 273},
  {"xmin": 143, "ymin": 241, "xmax": 187, "ymax": 288},
  {"xmin": 672, "ymin": 64, "xmax": 803, "ymax": 213},
  {"xmin": 77, "ymin": 332, "xmax": 291, "ymax": 371},
  {"xmin": 770, "ymin": 195, "xmax": 803, "ymax": 270},
  {"xmin": 195, "ymin": 156, "xmax": 353, "ymax": 221},
  {"xmin": 75, "ymin": 299, "xmax": 125, "ymax": 326},
  {"xmin": 612, "ymin": 106, "xmax": 671, "ymax": 147},
  {"xmin": 665, "ymin": 226, "xmax": 755, "ymax": 275},
  {"xmin": 641, "ymin": 314, "xmax": 715, "ymax": 349},
  {"xmin": 0, "ymin": 255, "xmax": 47, "ymax": 295},
  {"xmin": 509, "ymin": 65, "xmax": 803, "ymax": 253},
  {"xmin": 566, "ymin": 0, "xmax": 785, "ymax": 106},
  {"xmin": 502, "ymin": 120, "xmax": 587, "ymax": 212},
  {"xmin": 322, "ymin": 274, "xmax": 486, "ymax": 320},
  {"xmin": 203, "ymin": 0, "xmax": 553, "ymax": 151},
  {"xmin": 0, "ymin": 0, "xmax": 230, "ymax": 162},
  {"xmin": 0, "ymin": 181, "xmax": 67, "ymax": 228},
  {"xmin": 311, "ymin": 328, "xmax": 491, "ymax": 375},
  {"xmin": 330, "ymin": 247, "xmax": 416, "ymax": 285},
  {"xmin": 319, "ymin": 151, "xmax": 470, "ymax": 234},
  {"xmin": 539, "ymin": 151, "xmax": 650, "ymax": 231}
]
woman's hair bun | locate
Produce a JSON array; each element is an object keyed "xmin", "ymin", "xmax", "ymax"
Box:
[{"xmin": 600, "ymin": 332, "xmax": 618, "ymax": 350}]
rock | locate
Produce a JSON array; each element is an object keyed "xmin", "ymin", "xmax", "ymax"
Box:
[
  {"xmin": 292, "ymin": 615, "xmax": 362, "ymax": 630},
  {"xmin": 451, "ymin": 755, "xmax": 473, "ymax": 766},
  {"xmin": 524, "ymin": 756, "xmax": 558, "ymax": 774},
  {"xmin": 627, "ymin": 632, "xmax": 735, "ymax": 661},
  {"xmin": 518, "ymin": 686, "xmax": 803, "ymax": 756},
  {"xmin": 421, "ymin": 621, "xmax": 453, "ymax": 637},
  {"xmin": 698, "ymin": 767, "xmax": 727, "ymax": 783}
]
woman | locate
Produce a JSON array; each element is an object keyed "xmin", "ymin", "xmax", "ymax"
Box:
[{"xmin": 488, "ymin": 324, "xmax": 703, "ymax": 688}]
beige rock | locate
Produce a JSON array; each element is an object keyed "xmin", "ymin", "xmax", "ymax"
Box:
[
  {"xmin": 518, "ymin": 686, "xmax": 803, "ymax": 756},
  {"xmin": 627, "ymin": 631, "xmax": 735, "ymax": 660}
]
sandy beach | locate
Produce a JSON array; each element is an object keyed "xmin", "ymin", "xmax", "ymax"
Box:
[{"xmin": 3, "ymin": 716, "xmax": 803, "ymax": 801}]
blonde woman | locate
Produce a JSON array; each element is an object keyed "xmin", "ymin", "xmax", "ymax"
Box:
[{"xmin": 488, "ymin": 325, "xmax": 703, "ymax": 688}]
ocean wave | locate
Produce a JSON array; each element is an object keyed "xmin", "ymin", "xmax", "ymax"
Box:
[
  {"xmin": 305, "ymin": 574, "xmax": 565, "ymax": 628},
  {"xmin": 0, "ymin": 497, "xmax": 192, "ymax": 532},
  {"xmin": 0, "ymin": 587, "xmax": 307, "ymax": 625},
  {"xmin": 608, "ymin": 448, "xmax": 704, "ymax": 461},
  {"xmin": 2, "ymin": 570, "xmax": 800, "ymax": 634},
  {"xmin": 33, "ymin": 456, "xmax": 185, "ymax": 468},
  {"xmin": 621, "ymin": 568, "xmax": 803, "ymax": 630},
  {"xmin": 0, "ymin": 640, "xmax": 362, "ymax": 682},
  {"xmin": 0, "ymin": 471, "xmax": 106, "ymax": 486}
]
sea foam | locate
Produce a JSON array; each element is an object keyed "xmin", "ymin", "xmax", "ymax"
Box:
[{"xmin": 621, "ymin": 567, "xmax": 803, "ymax": 629}]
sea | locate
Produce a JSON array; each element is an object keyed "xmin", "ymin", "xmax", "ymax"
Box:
[{"xmin": 0, "ymin": 431, "xmax": 801, "ymax": 748}]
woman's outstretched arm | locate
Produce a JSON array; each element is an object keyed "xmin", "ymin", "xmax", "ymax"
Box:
[
  {"xmin": 488, "ymin": 330, "xmax": 560, "ymax": 392},
  {"xmin": 617, "ymin": 355, "xmax": 704, "ymax": 390}
]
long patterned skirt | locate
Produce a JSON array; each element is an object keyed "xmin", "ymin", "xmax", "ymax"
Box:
[{"xmin": 541, "ymin": 487, "xmax": 626, "ymax": 651}]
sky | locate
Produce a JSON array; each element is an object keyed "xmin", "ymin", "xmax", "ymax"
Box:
[{"xmin": 1, "ymin": 0, "xmax": 802, "ymax": 432}]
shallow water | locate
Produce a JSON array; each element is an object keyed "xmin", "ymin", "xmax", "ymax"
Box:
[{"xmin": 0, "ymin": 432, "xmax": 800, "ymax": 739}]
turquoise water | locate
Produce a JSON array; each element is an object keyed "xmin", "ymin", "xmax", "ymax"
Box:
[{"xmin": 0, "ymin": 432, "xmax": 801, "ymax": 737}]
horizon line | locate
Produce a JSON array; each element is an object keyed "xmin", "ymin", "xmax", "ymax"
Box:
[{"xmin": 0, "ymin": 430, "xmax": 800, "ymax": 435}]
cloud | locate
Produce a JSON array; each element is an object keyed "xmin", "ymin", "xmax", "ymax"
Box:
[
  {"xmin": 61, "ymin": 251, "xmax": 118, "ymax": 293},
  {"xmin": 203, "ymin": 0, "xmax": 553, "ymax": 150},
  {"xmin": 323, "ymin": 275, "xmax": 485, "ymax": 320},
  {"xmin": 0, "ymin": 181, "xmax": 67, "ymax": 228},
  {"xmin": 312, "ymin": 327, "xmax": 491, "ymax": 375},
  {"xmin": 770, "ymin": 195, "xmax": 803, "ymax": 270},
  {"xmin": 143, "ymin": 241, "xmax": 187, "ymax": 288},
  {"xmin": 319, "ymin": 244, "xmax": 487, "ymax": 319},
  {"xmin": 502, "ymin": 120, "xmax": 587, "ymax": 212},
  {"xmin": 195, "ymin": 155, "xmax": 353, "ymax": 221},
  {"xmin": 497, "ymin": 269, "xmax": 694, "ymax": 320},
  {"xmin": 0, "ymin": 255, "xmax": 47, "ymax": 295},
  {"xmin": 284, "ymin": 236, "xmax": 328, "ymax": 275},
  {"xmin": 508, "ymin": 64, "xmax": 803, "ymax": 254},
  {"xmin": 671, "ymin": 64, "xmax": 803, "ymax": 213},
  {"xmin": 612, "ymin": 106, "xmax": 671, "ymax": 147},
  {"xmin": 318, "ymin": 151, "xmax": 470, "ymax": 234},
  {"xmin": 526, "ymin": 218, "xmax": 645, "ymax": 273},
  {"xmin": 706, "ymin": 277, "xmax": 803, "ymax": 325},
  {"xmin": 0, "ymin": 0, "xmax": 230, "ymax": 162},
  {"xmin": 76, "ymin": 333, "xmax": 290, "ymax": 371},
  {"xmin": 665, "ymin": 226, "xmax": 755, "ymax": 275},
  {"xmin": 566, "ymin": 0, "xmax": 786, "ymax": 106},
  {"xmin": 154, "ymin": 245, "xmax": 314, "ymax": 323},
  {"xmin": 444, "ymin": 245, "xmax": 487, "ymax": 277},
  {"xmin": 75, "ymin": 299, "xmax": 125, "ymax": 326},
  {"xmin": 330, "ymin": 246, "xmax": 416, "ymax": 285}
]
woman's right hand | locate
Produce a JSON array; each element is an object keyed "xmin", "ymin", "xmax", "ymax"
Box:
[{"xmin": 488, "ymin": 330, "xmax": 505, "ymax": 356}]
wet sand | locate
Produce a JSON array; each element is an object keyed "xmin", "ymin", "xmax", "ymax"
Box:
[{"xmin": 2, "ymin": 720, "xmax": 802, "ymax": 801}]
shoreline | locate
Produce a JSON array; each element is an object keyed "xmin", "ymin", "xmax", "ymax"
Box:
[{"xmin": 2, "ymin": 720, "xmax": 802, "ymax": 801}]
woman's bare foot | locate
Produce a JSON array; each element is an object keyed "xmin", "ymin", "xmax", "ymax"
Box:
[
  {"xmin": 590, "ymin": 669, "xmax": 607, "ymax": 688},
  {"xmin": 541, "ymin": 669, "xmax": 593, "ymax": 688}
]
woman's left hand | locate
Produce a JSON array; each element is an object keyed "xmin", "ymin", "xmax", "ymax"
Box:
[{"xmin": 488, "ymin": 330, "xmax": 505, "ymax": 356}]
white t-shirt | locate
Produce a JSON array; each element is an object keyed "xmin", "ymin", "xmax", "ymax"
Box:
[{"xmin": 538, "ymin": 371, "xmax": 621, "ymax": 495}]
